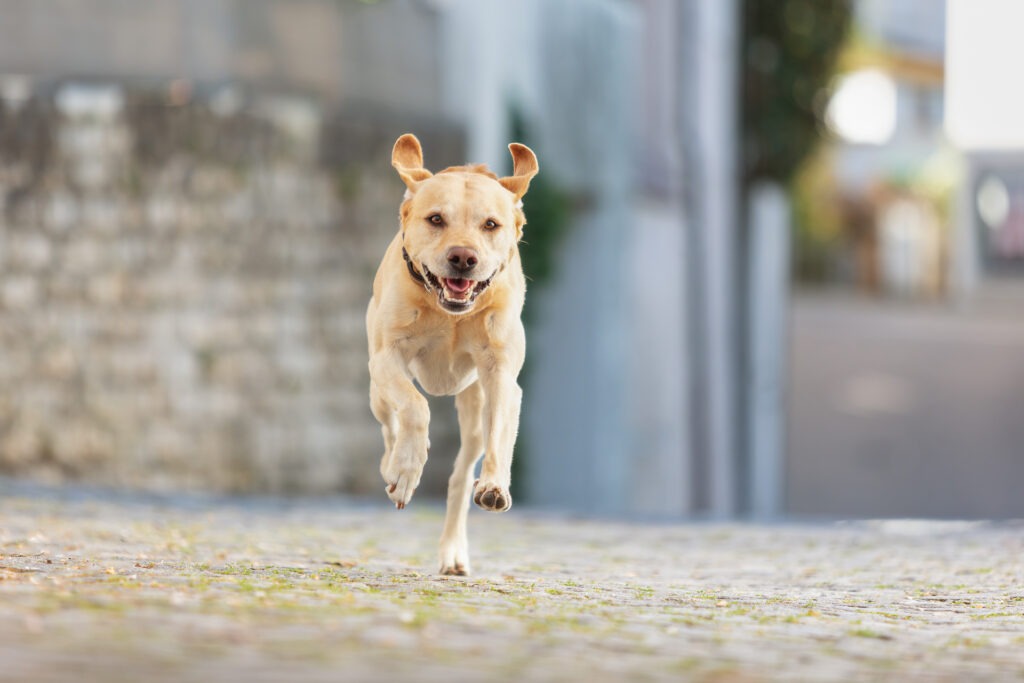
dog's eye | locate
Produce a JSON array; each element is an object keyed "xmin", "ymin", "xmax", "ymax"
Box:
[
  {"xmin": 428, "ymin": 214, "xmax": 444, "ymax": 226},
  {"xmin": 483, "ymin": 219, "xmax": 499, "ymax": 230}
]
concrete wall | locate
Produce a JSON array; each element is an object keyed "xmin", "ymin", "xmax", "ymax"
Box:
[
  {"xmin": 0, "ymin": 0, "xmax": 476, "ymax": 495},
  {"xmin": 0, "ymin": 82, "xmax": 469, "ymax": 494},
  {"xmin": 440, "ymin": 0, "xmax": 712, "ymax": 516}
]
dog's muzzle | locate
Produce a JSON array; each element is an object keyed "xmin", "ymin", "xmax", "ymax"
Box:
[{"xmin": 421, "ymin": 265, "xmax": 494, "ymax": 314}]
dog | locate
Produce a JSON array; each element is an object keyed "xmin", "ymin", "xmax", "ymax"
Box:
[{"xmin": 366, "ymin": 133, "xmax": 538, "ymax": 575}]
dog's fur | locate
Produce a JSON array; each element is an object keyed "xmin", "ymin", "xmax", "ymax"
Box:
[{"xmin": 366, "ymin": 134, "xmax": 538, "ymax": 575}]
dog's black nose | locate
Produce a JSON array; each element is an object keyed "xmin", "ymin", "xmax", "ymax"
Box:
[{"xmin": 446, "ymin": 246, "xmax": 479, "ymax": 273}]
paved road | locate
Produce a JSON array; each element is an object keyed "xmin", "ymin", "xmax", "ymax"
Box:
[
  {"xmin": 788, "ymin": 291, "xmax": 1024, "ymax": 518},
  {"xmin": 1, "ymin": 482, "xmax": 1023, "ymax": 682}
]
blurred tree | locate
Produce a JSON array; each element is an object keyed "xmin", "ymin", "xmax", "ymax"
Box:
[
  {"xmin": 790, "ymin": 145, "xmax": 844, "ymax": 281},
  {"xmin": 508, "ymin": 108, "xmax": 574, "ymax": 497},
  {"xmin": 741, "ymin": 0, "xmax": 852, "ymax": 283},
  {"xmin": 509, "ymin": 110, "xmax": 573, "ymax": 324},
  {"xmin": 741, "ymin": 0, "xmax": 852, "ymax": 186}
]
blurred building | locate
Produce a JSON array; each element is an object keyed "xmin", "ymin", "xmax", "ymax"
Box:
[
  {"xmin": 787, "ymin": 0, "xmax": 1024, "ymax": 520},
  {"xmin": 825, "ymin": 0, "xmax": 951, "ymax": 298},
  {"xmin": 946, "ymin": 0, "xmax": 1024, "ymax": 293}
]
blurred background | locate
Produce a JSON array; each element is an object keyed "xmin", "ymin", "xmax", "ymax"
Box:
[{"xmin": 0, "ymin": 0, "xmax": 1020, "ymax": 519}]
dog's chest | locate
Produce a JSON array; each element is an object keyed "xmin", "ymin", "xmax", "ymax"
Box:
[{"xmin": 404, "ymin": 333, "xmax": 479, "ymax": 397}]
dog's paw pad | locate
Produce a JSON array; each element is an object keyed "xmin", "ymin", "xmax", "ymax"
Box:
[{"xmin": 473, "ymin": 481, "xmax": 511, "ymax": 512}]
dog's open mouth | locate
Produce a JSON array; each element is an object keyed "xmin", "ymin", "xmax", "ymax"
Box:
[{"xmin": 422, "ymin": 266, "xmax": 493, "ymax": 313}]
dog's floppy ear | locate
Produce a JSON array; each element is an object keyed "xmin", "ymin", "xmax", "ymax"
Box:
[
  {"xmin": 392, "ymin": 133, "xmax": 433, "ymax": 190},
  {"xmin": 498, "ymin": 143, "xmax": 539, "ymax": 201}
]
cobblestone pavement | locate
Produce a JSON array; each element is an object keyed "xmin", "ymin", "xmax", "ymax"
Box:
[{"xmin": 1, "ymin": 482, "xmax": 1023, "ymax": 682}]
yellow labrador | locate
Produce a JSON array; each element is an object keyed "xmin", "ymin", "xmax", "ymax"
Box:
[{"xmin": 366, "ymin": 133, "xmax": 538, "ymax": 575}]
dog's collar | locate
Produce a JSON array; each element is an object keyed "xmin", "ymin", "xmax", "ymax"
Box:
[{"xmin": 402, "ymin": 244, "xmax": 428, "ymax": 287}]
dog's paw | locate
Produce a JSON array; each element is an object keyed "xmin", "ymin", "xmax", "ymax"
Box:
[
  {"xmin": 439, "ymin": 537, "xmax": 470, "ymax": 576},
  {"xmin": 440, "ymin": 562, "xmax": 469, "ymax": 576},
  {"xmin": 473, "ymin": 479, "xmax": 512, "ymax": 512},
  {"xmin": 383, "ymin": 461, "xmax": 423, "ymax": 510}
]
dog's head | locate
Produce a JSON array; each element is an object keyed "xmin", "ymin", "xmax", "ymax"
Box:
[{"xmin": 392, "ymin": 133, "xmax": 538, "ymax": 315}]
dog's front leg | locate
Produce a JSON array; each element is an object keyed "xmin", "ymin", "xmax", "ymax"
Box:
[
  {"xmin": 473, "ymin": 363, "xmax": 521, "ymax": 513},
  {"xmin": 368, "ymin": 350, "xmax": 430, "ymax": 509}
]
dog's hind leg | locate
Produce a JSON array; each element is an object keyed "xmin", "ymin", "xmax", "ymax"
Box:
[
  {"xmin": 439, "ymin": 381, "xmax": 486, "ymax": 575},
  {"xmin": 369, "ymin": 351, "xmax": 430, "ymax": 509}
]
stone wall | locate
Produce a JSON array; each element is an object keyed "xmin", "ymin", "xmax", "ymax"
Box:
[{"xmin": 0, "ymin": 83, "xmax": 463, "ymax": 495}]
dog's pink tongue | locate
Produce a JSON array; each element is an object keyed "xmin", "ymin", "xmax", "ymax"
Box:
[{"xmin": 445, "ymin": 278, "xmax": 473, "ymax": 294}]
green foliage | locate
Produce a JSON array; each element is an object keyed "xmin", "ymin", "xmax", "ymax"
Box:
[
  {"xmin": 741, "ymin": 0, "xmax": 853, "ymax": 186},
  {"xmin": 519, "ymin": 174, "xmax": 573, "ymax": 323},
  {"xmin": 509, "ymin": 111, "xmax": 574, "ymax": 323},
  {"xmin": 790, "ymin": 146, "xmax": 843, "ymax": 282},
  {"xmin": 508, "ymin": 109, "xmax": 574, "ymax": 494}
]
